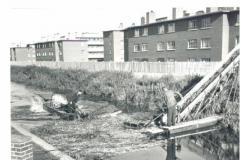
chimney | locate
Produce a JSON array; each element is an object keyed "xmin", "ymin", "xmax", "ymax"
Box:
[
  {"xmin": 141, "ymin": 16, "xmax": 145, "ymax": 25},
  {"xmin": 146, "ymin": 12, "xmax": 150, "ymax": 24},
  {"xmin": 196, "ymin": 10, "xmax": 204, "ymax": 15},
  {"xmin": 206, "ymin": 7, "xmax": 211, "ymax": 13},
  {"xmin": 183, "ymin": 10, "xmax": 190, "ymax": 17},
  {"xmin": 119, "ymin": 23, "xmax": 123, "ymax": 29},
  {"xmin": 172, "ymin": 8, "xmax": 176, "ymax": 19},
  {"xmin": 173, "ymin": 8, "xmax": 184, "ymax": 19},
  {"xmin": 146, "ymin": 11, "xmax": 156, "ymax": 24}
]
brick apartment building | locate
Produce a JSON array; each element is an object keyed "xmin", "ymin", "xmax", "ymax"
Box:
[
  {"xmin": 35, "ymin": 40, "xmax": 88, "ymax": 62},
  {"xmin": 10, "ymin": 44, "xmax": 36, "ymax": 62},
  {"xmin": 104, "ymin": 7, "xmax": 239, "ymax": 62}
]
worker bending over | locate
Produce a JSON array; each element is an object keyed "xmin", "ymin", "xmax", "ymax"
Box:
[{"xmin": 162, "ymin": 87, "xmax": 183, "ymax": 126}]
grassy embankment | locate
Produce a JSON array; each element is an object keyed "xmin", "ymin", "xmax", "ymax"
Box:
[
  {"xmin": 11, "ymin": 65, "xmax": 201, "ymax": 113},
  {"xmin": 11, "ymin": 65, "xmax": 239, "ymax": 160}
]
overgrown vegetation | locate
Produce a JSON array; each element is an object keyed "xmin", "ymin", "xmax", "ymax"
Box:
[{"xmin": 11, "ymin": 65, "xmax": 202, "ymax": 113}]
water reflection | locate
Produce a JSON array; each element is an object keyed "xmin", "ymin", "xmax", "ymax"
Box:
[
  {"xmin": 164, "ymin": 125, "xmax": 239, "ymax": 160},
  {"xmin": 166, "ymin": 139, "xmax": 176, "ymax": 160}
]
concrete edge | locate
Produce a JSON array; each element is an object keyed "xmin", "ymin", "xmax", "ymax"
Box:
[{"xmin": 11, "ymin": 122, "xmax": 74, "ymax": 160}]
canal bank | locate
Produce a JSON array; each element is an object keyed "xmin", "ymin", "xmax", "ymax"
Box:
[{"xmin": 11, "ymin": 82, "xmax": 239, "ymax": 160}]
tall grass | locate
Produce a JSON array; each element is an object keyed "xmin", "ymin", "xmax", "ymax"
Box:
[{"xmin": 11, "ymin": 65, "xmax": 202, "ymax": 113}]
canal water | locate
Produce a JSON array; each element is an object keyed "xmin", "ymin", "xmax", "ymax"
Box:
[{"xmin": 113, "ymin": 125, "xmax": 239, "ymax": 160}]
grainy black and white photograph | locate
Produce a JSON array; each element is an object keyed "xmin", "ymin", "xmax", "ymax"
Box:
[{"xmin": 7, "ymin": 0, "xmax": 240, "ymax": 160}]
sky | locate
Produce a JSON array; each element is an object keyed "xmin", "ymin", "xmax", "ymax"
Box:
[{"xmin": 9, "ymin": 0, "xmax": 239, "ymax": 46}]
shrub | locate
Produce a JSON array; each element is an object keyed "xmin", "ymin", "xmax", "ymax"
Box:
[{"xmin": 11, "ymin": 65, "xmax": 201, "ymax": 113}]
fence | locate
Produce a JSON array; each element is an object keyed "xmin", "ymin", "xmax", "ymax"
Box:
[{"xmin": 11, "ymin": 61, "xmax": 219, "ymax": 76}]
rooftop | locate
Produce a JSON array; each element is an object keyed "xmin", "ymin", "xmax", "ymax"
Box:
[{"xmin": 124, "ymin": 9, "xmax": 239, "ymax": 30}]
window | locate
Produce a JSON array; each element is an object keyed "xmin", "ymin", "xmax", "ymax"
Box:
[
  {"xmin": 235, "ymin": 14, "xmax": 239, "ymax": 26},
  {"xmin": 167, "ymin": 58, "xmax": 175, "ymax": 62},
  {"xmin": 134, "ymin": 29, "xmax": 140, "ymax": 37},
  {"xmin": 158, "ymin": 25, "xmax": 165, "ymax": 34},
  {"xmin": 157, "ymin": 58, "xmax": 165, "ymax": 62},
  {"xmin": 142, "ymin": 28, "xmax": 148, "ymax": 36},
  {"xmin": 188, "ymin": 58, "xmax": 196, "ymax": 62},
  {"xmin": 201, "ymin": 17, "xmax": 211, "ymax": 28},
  {"xmin": 188, "ymin": 20, "xmax": 198, "ymax": 29},
  {"xmin": 188, "ymin": 39, "xmax": 198, "ymax": 49},
  {"xmin": 201, "ymin": 58, "xmax": 211, "ymax": 62},
  {"xmin": 201, "ymin": 38, "xmax": 211, "ymax": 48},
  {"xmin": 157, "ymin": 42, "xmax": 165, "ymax": 51},
  {"xmin": 142, "ymin": 43, "xmax": 148, "ymax": 51},
  {"xmin": 167, "ymin": 41, "xmax": 176, "ymax": 50},
  {"xmin": 168, "ymin": 23, "xmax": 175, "ymax": 33},
  {"xmin": 141, "ymin": 58, "xmax": 149, "ymax": 62},
  {"xmin": 235, "ymin": 36, "xmax": 239, "ymax": 46},
  {"xmin": 134, "ymin": 44, "xmax": 141, "ymax": 52}
]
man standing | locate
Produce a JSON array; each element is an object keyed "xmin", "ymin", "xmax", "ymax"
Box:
[{"xmin": 163, "ymin": 87, "xmax": 183, "ymax": 126}]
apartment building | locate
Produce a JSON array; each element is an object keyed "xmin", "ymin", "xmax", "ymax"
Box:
[
  {"xmin": 35, "ymin": 40, "xmax": 88, "ymax": 62},
  {"xmin": 34, "ymin": 32, "xmax": 104, "ymax": 62},
  {"xmin": 103, "ymin": 30, "xmax": 124, "ymax": 62},
  {"xmin": 10, "ymin": 44, "xmax": 36, "ymax": 62},
  {"xmin": 107, "ymin": 8, "xmax": 239, "ymax": 62},
  {"xmin": 76, "ymin": 33, "xmax": 104, "ymax": 62}
]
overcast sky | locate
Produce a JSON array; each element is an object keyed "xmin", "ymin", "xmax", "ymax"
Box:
[{"xmin": 9, "ymin": 0, "xmax": 239, "ymax": 45}]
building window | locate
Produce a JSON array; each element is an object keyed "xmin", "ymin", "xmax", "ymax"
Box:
[
  {"xmin": 167, "ymin": 41, "xmax": 176, "ymax": 50},
  {"xmin": 142, "ymin": 43, "xmax": 148, "ymax": 51},
  {"xmin": 235, "ymin": 36, "xmax": 239, "ymax": 46},
  {"xmin": 201, "ymin": 38, "xmax": 211, "ymax": 48},
  {"xmin": 188, "ymin": 39, "xmax": 198, "ymax": 49},
  {"xmin": 134, "ymin": 29, "xmax": 140, "ymax": 37},
  {"xmin": 168, "ymin": 23, "xmax": 175, "ymax": 33},
  {"xmin": 142, "ymin": 28, "xmax": 148, "ymax": 36},
  {"xmin": 188, "ymin": 20, "xmax": 198, "ymax": 30},
  {"xmin": 134, "ymin": 44, "xmax": 141, "ymax": 52},
  {"xmin": 167, "ymin": 58, "xmax": 175, "ymax": 62},
  {"xmin": 157, "ymin": 42, "xmax": 165, "ymax": 51},
  {"xmin": 141, "ymin": 58, "xmax": 149, "ymax": 62},
  {"xmin": 158, "ymin": 25, "xmax": 165, "ymax": 34},
  {"xmin": 188, "ymin": 58, "xmax": 196, "ymax": 62},
  {"xmin": 235, "ymin": 14, "xmax": 239, "ymax": 26},
  {"xmin": 157, "ymin": 58, "xmax": 165, "ymax": 62},
  {"xmin": 201, "ymin": 58, "xmax": 211, "ymax": 62},
  {"xmin": 201, "ymin": 17, "xmax": 211, "ymax": 28}
]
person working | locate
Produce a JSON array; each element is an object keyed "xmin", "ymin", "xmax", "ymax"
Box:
[{"xmin": 162, "ymin": 87, "xmax": 183, "ymax": 126}]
